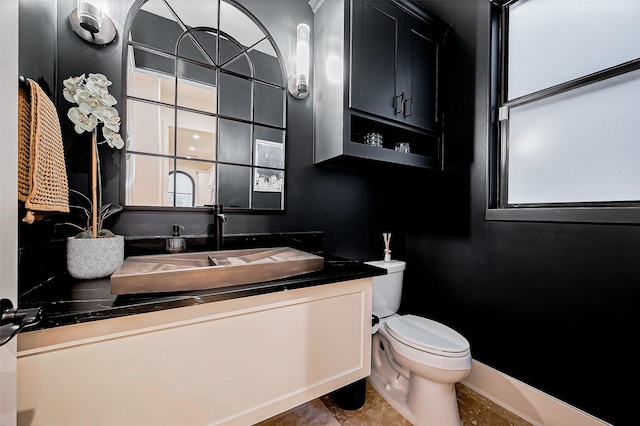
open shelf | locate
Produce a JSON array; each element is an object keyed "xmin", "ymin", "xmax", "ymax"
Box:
[{"xmin": 347, "ymin": 113, "xmax": 442, "ymax": 169}]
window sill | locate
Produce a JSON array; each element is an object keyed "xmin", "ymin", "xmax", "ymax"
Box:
[{"xmin": 485, "ymin": 206, "xmax": 640, "ymax": 224}]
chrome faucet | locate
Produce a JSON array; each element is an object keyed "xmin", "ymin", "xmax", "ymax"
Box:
[{"xmin": 206, "ymin": 204, "xmax": 227, "ymax": 251}]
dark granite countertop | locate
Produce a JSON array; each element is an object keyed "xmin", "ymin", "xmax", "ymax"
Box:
[{"xmin": 19, "ymin": 253, "xmax": 385, "ymax": 332}]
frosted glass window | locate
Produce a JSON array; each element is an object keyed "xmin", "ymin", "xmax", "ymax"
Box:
[
  {"xmin": 496, "ymin": 0, "xmax": 640, "ymax": 214},
  {"xmin": 508, "ymin": 0, "xmax": 640, "ymax": 100},
  {"xmin": 507, "ymin": 69, "xmax": 640, "ymax": 205}
]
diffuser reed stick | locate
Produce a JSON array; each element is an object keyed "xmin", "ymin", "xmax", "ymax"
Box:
[{"xmin": 383, "ymin": 233, "xmax": 391, "ymax": 262}]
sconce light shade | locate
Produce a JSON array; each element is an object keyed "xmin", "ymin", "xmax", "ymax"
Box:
[
  {"xmin": 77, "ymin": 0, "xmax": 102, "ymax": 33},
  {"xmin": 288, "ymin": 23, "xmax": 311, "ymax": 100},
  {"xmin": 70, "ymin": 0, "xmax": 116, "ymax": 46}
]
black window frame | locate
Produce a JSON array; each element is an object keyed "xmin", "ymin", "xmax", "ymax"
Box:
[{"xmin": 486, "ymin": 0, "xmax": 640, "ymax": 224}]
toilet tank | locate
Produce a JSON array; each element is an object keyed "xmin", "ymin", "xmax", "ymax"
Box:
[{"xmin": 365, "ymin": 260, "xmax": 406, "ymax": 318}]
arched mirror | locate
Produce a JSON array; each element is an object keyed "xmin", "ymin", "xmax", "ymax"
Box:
[{"xmin": 123, "ymin": 0, "xmax": 287, "ymax": 211}]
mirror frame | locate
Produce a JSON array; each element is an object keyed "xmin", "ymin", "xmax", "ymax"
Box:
[{"xmin": 120, "ymin": 0, "xmax": 288, "ymax": 212}]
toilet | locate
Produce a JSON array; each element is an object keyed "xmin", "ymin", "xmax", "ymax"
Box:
[{"xmin": 365, "ymin": 260, "xmax": 472, "ymax": 426}]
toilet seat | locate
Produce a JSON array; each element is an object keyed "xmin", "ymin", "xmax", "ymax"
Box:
[{"xmin": 384, "ymin": 315, "xmax": 470, "ymax": 358}]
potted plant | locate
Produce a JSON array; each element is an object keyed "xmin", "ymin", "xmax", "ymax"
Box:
[{"xmin": 62, "ymin": 73, "xmax": 125, "ymax": 279}]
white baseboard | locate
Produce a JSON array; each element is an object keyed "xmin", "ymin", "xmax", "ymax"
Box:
[{"xmin": 461, "ymin": 360, "xmax": 611, "ymax": 426}]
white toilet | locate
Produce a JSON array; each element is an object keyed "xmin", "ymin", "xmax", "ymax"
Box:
[{"xmin": 365, "ymin": 260, "xmax": 472, "ymax": 426}]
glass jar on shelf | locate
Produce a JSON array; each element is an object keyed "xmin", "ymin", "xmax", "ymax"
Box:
[{"xmin": 364, "ymin": 132, "xmax": 383, "ymax": 147}]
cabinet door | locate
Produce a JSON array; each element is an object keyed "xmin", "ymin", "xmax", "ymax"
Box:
[
  {"xmin": 350, "ymin": 0, "xmax": 405, "ymax": 122},
  {"xmin": 402, "ymin": 15, "xmax": 442, "ymax": 131}
]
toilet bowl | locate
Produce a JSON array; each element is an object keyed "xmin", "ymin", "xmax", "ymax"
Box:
[{"xmin": 365, "ymin": 260, "xmax": 472, "ymax": 426}]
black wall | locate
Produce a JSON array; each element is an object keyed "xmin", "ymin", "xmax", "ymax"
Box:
[
  {"xmin": 19, "ymin": 1, "xmax": 637, "ymax": 425},
  {"xmin": 406, "ymin": 2, "xmax": 638, "ymax": 425},
  {"xmin": 19, "ymin": 0, "xmax": 406, "ymax": 263}
]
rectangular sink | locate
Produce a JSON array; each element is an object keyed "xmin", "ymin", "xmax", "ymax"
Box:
[{"xmin": 110, "ymin": 247, "xmax": 324, "ymax": 295}]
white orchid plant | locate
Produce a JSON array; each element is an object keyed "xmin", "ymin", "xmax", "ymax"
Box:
[
  {"xmin": 63, "ymin": 73, "xmax": 123, "ymax": 238},
  {"xmin": 63, "ymin": 73, "xmax": 124, "ymax": 149}
]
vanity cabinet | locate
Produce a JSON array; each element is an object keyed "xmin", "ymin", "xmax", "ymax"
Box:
[
  {"xmin": 314, "ymin": 0, "xmax": 450, "ymax": 169},
  {"xmin": 17, "ymin": 279, "xmax": 372, "ymax": 425}
]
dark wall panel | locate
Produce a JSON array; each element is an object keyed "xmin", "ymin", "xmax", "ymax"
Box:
[
  {"xmin": 18, "ymin": 0, "xmax": 63, "ymax": 291},
  {"xmin": 407, "ymin": 2, "xmax": 638, "ymax": 425},
  {"xmin": 18, "ymin": 0, "xmax": 408, "ymax": 270},
  {"xmin": 19, "ymin": 0, "xmax": 56, "ymax": 99}
]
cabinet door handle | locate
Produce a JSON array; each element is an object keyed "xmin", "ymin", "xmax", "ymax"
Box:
[
  {"xmin": 394, "ymin": 92, "xmax": 404, "ymax": 114},
  {"xmin": 403, "ymin": 97, "xmax": 414, "ymax": 118}
]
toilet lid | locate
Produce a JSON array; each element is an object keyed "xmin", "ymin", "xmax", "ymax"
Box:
[{"xmin": 384, "ymin": 315, "xmax": 470, "ymax": 356}]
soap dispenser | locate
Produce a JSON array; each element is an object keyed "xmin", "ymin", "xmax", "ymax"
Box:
[{"xmin": 167, "ymin": 224, "xmax": 186, "ymax": 254}]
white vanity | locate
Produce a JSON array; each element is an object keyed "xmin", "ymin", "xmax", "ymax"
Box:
[{"xmin": 17, "ymin": 277, "xmax": 372, "ymax": 425}]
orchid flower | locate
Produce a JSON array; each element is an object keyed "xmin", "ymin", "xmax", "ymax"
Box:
[
  {"xmin": 103, "ymin": 127, "xmax": 124, "ymax": 149},
  {"xmin": 63, "ymin": 74, "xmax": 86, "ymax": 103},
  {"xmin": 93, "ymin": 107, "xmax": 121, "ymax": 133},
  {"xmin": 67, "ymin": 104, "xmax": 98, "ymax": 134},
  {"xmin": 63, "ymin": 73, "xmax": 122, "ymax": 147}
]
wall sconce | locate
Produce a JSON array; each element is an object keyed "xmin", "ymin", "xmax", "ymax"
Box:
[
  {"xmin": 69, "ymin": 0, "xmax": 116, "ymax": 46},
  {"xmin": 288, "ymin": 23, "xmax": 310, "ymax": 100}
]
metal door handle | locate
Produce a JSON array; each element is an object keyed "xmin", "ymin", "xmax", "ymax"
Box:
[
  {"xmin": 394, "ymin": 92, "xmax": 404, "ymax": 114},
  {"xmin": 1, "ymin": 298, "xmax": 42, "ymax": 346},
  {"xmin": 403, "ymin": 97, "xmax": 414, "ymax": 118}
]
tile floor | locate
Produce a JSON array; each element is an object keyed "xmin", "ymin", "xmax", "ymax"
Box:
[{"xmin": 256, "ymin": 379, "xmax": 534, "ymax": 426}]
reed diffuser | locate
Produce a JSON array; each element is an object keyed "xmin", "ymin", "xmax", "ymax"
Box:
[{"xmin": 383, "ymin": 233, "xmax": 391, "ymax": 262}]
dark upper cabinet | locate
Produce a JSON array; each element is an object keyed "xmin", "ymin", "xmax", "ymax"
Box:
[
  {"xmin": 350, "ymin": 1, "xmax": 444, "ymax": 133},
  {"xmin": 314, "ymin": 0, "xmax": 451, "ymax": 170},
  {"xmin": 350, "ymin": 0, "xmax": 405, "ymax": 121},
  {"xmin": 403, "ymin": 14, "xmax": 442, "ymax": 131}
]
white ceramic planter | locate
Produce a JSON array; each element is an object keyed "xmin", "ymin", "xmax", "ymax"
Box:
[{"xmin": 67, "ymin": 235, "xmax": 125, "ymax": 279}]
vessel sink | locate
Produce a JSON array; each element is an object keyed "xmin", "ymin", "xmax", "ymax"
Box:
[{"xmin": 110, "ymin": 247, "xmax": 324, "ymax": 295}]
